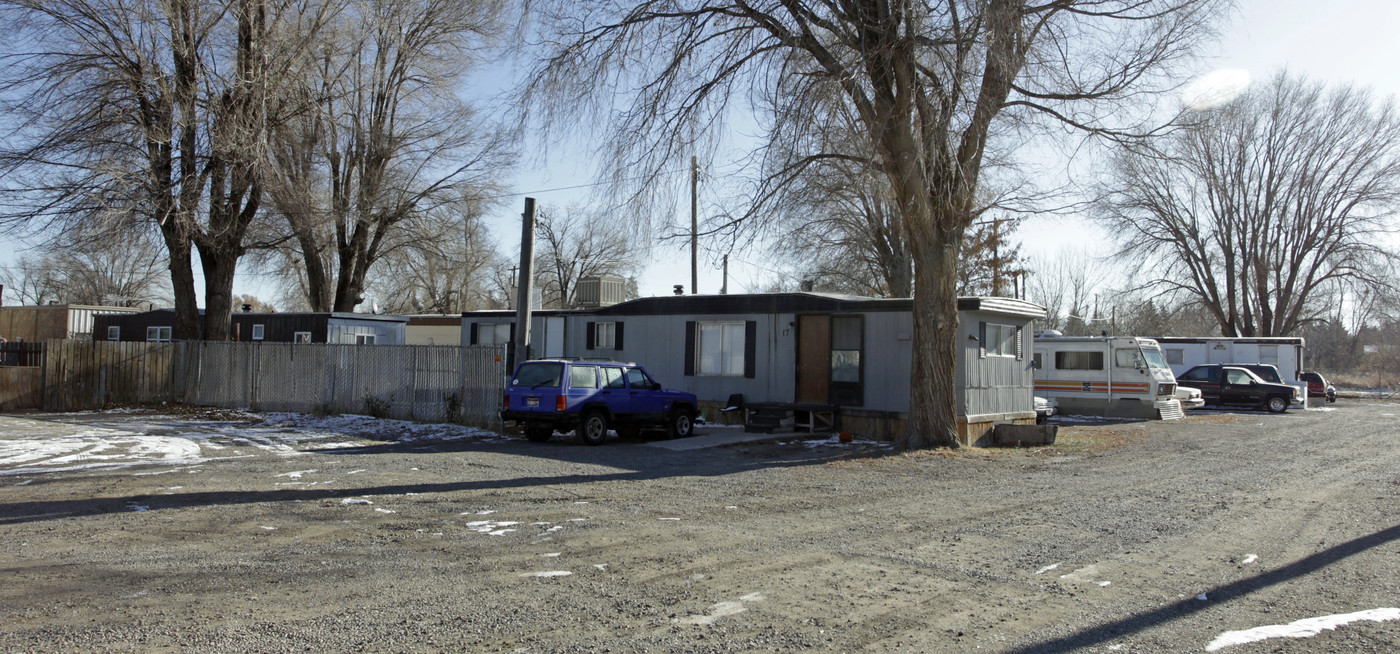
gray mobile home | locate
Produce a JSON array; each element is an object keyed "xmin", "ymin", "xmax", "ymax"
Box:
[
  {"xmin": 462, "ymin": 293, "xmax": 1045, "ymax": 446},
  {"xmin": 1152, "ymin": 336, "xmax": 1306, "ymax": 381}
]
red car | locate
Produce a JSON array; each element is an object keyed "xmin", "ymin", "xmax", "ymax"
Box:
[{"xmin": 1299, "ymin": 371, "xmax": 1337, "ymax": 403}]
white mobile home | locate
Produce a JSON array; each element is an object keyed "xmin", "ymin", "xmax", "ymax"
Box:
[
  {"xmin": 1152, "ymin": 337, "xmax": 1305, "ymax": 382},
  {"xmin": 462, "ymin": 293, "xmax": 1046, "ymax": 446},
  {"xmin": 1033, "ymin": 335, "xmax": 1183, "ymax": 420}
]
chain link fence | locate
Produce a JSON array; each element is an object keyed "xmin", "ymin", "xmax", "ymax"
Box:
[{"xmin": 181, "ymin": 342, "xmax": 505, "ymax": 429}]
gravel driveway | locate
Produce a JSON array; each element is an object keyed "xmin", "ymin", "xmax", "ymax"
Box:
[{"xmin": 0, "ymin": 403, "xmax": 1397, "ymax": 653}]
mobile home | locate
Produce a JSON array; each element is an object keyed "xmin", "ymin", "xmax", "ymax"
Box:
[
  {"xmin": 1152, "ymin": 337, "xmax": 1305, "ymax": 382},
  {"xmin": 1033, "ymin": 335, "xmax": 1183, "ymax": 420},
  {"xmin": 462, "ymin": 293, "xmax": 1046, "ymax": 446}
]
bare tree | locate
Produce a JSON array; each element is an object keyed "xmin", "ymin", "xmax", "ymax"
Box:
[
  {"xmin": 1098, "ymin": 72, "xmax": 1400, "ymax": 337},
  {"xmin": 1024, "ymin": 247, "xmax": 1112, "ymax": 334},
  {"xmin": 232, "ymin": 294, "xmax": 277, "ymax": 313},
  {"xmin": 366, "ymin": 196, "xmax": 508, "ymax": 314},
  {"xmin": 534, "ymin": 208, "xmax": 642, "ymax": 309},
  {"xmin": 522, "ymin": 0, "xmax": 1225, "ymax": 448},
  {"xmin": 0, "ymin": 0, "xmax": 331, "ymax": 339},
  {"xmin": 259, "ymin": 0, "xmax": 512, "ymax": 313},
  {"xmin": 768, "ymin": 159, "xmax": 914, "ymax": 297},
  {"xmin": 46, "ymin": 227, "xmax": 170, "ymax": 307},
  {"xmin": 0, "ymin": 256, "xmax": 63, "ymax": 306}
]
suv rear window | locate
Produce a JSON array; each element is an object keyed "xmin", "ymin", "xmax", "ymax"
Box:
[{"xmin": 513, "ymin": 363, "xmax": 563, "ymax": 388}]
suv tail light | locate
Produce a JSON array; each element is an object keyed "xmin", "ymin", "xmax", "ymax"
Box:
[
  {"xmin": 556, "ymin": 396, "xmax": 566, "ymax": 412},
  {"xmin": 503, "ymin": 393, "xmax": 509, "ymax": 409}
]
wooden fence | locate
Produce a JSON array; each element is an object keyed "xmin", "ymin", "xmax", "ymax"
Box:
[{"xmin": 43, "ymin": 340, "xmax": 182, "ymax": 411}]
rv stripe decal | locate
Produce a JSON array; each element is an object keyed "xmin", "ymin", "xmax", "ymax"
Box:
[{"xmin": 1035, "ymin": 381, "xmax": 1151, "ymax": 393}]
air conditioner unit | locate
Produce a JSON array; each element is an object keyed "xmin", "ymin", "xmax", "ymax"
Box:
[{"xmin": 576, "ymin": 276, "xmax": 626, "ymax": 308}]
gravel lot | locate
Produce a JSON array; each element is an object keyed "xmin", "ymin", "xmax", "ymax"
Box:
[{"xmin": 1, "ymin": 402, "xmax": 1397, "ymax": 653}]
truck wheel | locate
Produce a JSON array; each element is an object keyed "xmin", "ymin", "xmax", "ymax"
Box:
[
  {"xmin": 1266, "ymin": 396, "xmax": 1288, "ymax": 413},
  {"xmin": 667, "ymin": 408, "xmax": 694, "ymax": 439},
  {"xmin": 579, "ymin": 411, "xmax": 609, "ymax": 446},
  {"xmin": 525, "ymin": 426, "xmax": 553, "ymax": 443}
]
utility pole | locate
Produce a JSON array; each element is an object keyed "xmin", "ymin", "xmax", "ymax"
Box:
[
  {"xmin": 514, "ymin": 198, "xmax": 536, "ymax": 368},
  {"xmin": 690, "ymin": 155, "xmax": 698, "ymax": 295},
  {"xmin": 990, "ymin": 217, "xmax": 1002, "ymax": 296},
  {"xmin": 720, "ymin": 254, "xmax": 728, "ymax": 295}
]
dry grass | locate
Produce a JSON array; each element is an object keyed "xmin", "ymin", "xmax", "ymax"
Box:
[{"xmin": 1325, "ymin": 370, "xmax": 1400, "ymax": 390}]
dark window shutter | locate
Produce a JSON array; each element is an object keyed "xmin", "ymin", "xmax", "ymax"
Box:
[
  {"xmin": 615, "ymin": 322, "xmax": 624, "ymax": 350},
  {"xmin": 585, "ymin": 322, "xmax": 595, "ymax": 350},
  {"xmin": 469, "ymin": 323, "xmax": 478, "ymax": 345},
  {"xmin": 684, "ymin": 321, "xmax": 696, "ymax": 376},
  {"xmin": 978, "ymin": 322, "xmax": 987, "ymax": 359},
  {"xmin": 744, "ymin": 321, "xmax": 757, "ymax": 378},
  {"xmin": 1015, "ymin": 326, "xmax": 1023, "ymax": 360}
]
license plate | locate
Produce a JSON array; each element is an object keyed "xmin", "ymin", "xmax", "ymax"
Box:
[{"xmin": 525, "ymin": 397, "xmax": 539, "ymax": 408}]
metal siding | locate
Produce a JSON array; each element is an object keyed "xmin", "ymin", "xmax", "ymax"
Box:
[
  {"xmin": 861, "ymin": 312, "xmax": 913, "ymax": 412},
  {"xmin": 963, "ymin": 311, "xmax": 1035, "ymax": 416},
  {"xmin": 406, "ymin": 324, "xmax": 462, "ymax": 346},
  {"xmin": 552, "ymin": 312, "xmax": 791, "ymax": 405}
]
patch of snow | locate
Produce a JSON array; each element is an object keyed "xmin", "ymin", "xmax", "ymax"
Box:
[
  {"xmin": 1205, "ymin": 608, "xmax": 1400, "ymax": 651},
  {"xmin": 127, "ymin": 503, "xmax": 149, "ymax": 512},
  {"xmin": 541, "ymin": 552, "xmax": 561, "ymax": 557},
  {"xmin": 593, "ymin": 564, "xmax": 608, "ymax": 570},
  {"xmin": 1059, "ymin": 564, "xmax": 1111, "ymax": 587},
  {"xmin": 275, "ymin": 469, "xmax": 317, "ymax": 478},
  {"xmin": 260, "ymin": 526, "xmax": 277, "ymax": 530},
  {"xmin": 519, "ymin": 570, "xmax": 571, "ymax": 578},
  {"xmin": 1197, "ymin": 593, "xmax": 1209, "ymax": 601},
  {"xmin": 465, "ymin": 520, "xmax": 520, "ymax": 535},
  {"xmin": 340, "ymin": 498, "xmax": 373, "ymax": 505},
  {"xmin": 674, "ymin": 593, "xmax": 765, "ymax": 626},
  {"xmin": 374, "ymin": 508, "xmax": 396, "ymax": 514},
  {"xmin": 1035, "ymin": 563, "xmax": 1060, "ymax": 575},
  {"xmin": 1241, "ymin": 554, "xmax": 1257, "ymax": 564}
]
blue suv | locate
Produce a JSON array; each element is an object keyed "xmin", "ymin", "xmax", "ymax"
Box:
[{"xmin": 501, "ymin": 359, "xmax": 700, "ymax": 445}]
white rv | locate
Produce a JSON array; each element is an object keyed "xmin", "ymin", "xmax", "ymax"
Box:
[{"xmin": 1033, "ymin": 335, "xmax": 1183, "ymax": 420}]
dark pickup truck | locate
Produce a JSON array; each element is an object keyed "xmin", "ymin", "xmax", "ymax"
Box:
[{"xmin": 1174, "ymin": 364, "xmax": 1301, "ymax": 413}]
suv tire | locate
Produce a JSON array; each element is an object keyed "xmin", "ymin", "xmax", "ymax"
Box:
[
  {"xmin": 524, "ymin": 426, "xmax": 553, "ymax": 443},
  {"xmin": 579, "ymin": 410, "xmax": 610, "ymax": 446},
  {"xmin": 667, "ymin": 408, "xmax": 695, "ymax": 439},
  {"xmin": 1266, "ymin": 395, "xmax": 1289, "ymax": 413}
]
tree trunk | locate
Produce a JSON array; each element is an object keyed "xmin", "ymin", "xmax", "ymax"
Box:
[
  {"xmin": 293, "ymin": 226, "xmax": 332, "ymax": 311},
  {"xmin": 162, "ymin": 229, "xmax": 202, "ymax": 340},
  {"xmin": 899, "ymin": 224, "xmax": 964, "ymax": 450},
  {"xmin": 199, "ymin": 245, "xmax": 240, "ymax": 341}
]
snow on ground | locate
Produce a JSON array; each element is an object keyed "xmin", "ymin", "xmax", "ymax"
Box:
[
  {"xmin": 0, "ymin": 409, "xmax": 501, "ymax": 477},
  {"xmin": 1205, "ymin": 608, "xmax": 1400, "ymax": 651}
]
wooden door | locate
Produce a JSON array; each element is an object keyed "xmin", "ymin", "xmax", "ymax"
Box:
[{"xmin": 796, "ymin": 315, "xmax": 830, "ymax": 403}]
